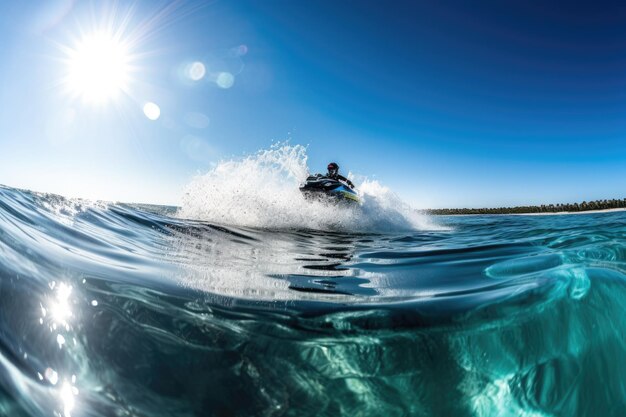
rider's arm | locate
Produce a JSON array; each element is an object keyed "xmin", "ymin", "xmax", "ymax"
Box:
[{"xmin": 339, "ymin": 175, "xmax": 355, "ymax": 189}]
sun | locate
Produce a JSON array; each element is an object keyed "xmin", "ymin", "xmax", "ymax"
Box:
[{"xmin": 64, "ymin": 32, "xmax": 132, "ymax": 103}]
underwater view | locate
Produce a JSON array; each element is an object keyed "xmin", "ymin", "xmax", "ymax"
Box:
[{"xmin": 1, "ymin": 146, "xmax": 625, "ymax": 417}]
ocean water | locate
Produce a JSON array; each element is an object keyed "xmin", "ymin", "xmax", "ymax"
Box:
[{"xmin": 1, "ymin": 147, "xmax": 626, "ymax": 416}]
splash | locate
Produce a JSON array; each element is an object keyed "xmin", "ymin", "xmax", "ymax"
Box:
[{"xmin": 178, "ymin": 143, "xmax": 437, "ymax": 231}]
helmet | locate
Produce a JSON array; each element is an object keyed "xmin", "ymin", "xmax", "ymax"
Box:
[{"xmin": 327, "ymin": 162, "xmax": 339, "ymax": 176}]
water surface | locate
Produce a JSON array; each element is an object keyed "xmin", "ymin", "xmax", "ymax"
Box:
[{"xmin": 1, "ymin": 184, "xmax": 625, "ymax": 416}]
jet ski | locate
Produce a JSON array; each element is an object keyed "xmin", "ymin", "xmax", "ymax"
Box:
[{"xmin": 299, "ymin": 174, "xmax": 361, "ymax": 205}]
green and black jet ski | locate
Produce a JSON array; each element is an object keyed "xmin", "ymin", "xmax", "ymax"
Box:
[{"xmin": 299, "ymin": 174, "xmax": 361, "ymax": 205}]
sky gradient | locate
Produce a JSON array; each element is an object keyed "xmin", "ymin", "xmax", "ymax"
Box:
[{"xmin": 1, "ymin": 0, "xmax": 625, "ymax": 208}]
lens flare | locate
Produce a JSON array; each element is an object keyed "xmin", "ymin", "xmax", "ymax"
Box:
[
  {"xmin": 216, "ymin": 72, "xmax": 234, "ymax": 89},
  {"xmin": 188, "ymin": 61, "xmax": 206, "ymax": 81},
  {"xmin": 143, "ymin": 102, "xmax": 161, "ymax": 120}
]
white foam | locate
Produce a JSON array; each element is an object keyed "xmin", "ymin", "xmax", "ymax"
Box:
[{"xmin": 178, "ymin": 143, "xmax": 440, "ymax": 232}]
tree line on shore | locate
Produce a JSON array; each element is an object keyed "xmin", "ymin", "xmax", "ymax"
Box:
[{"xmin": 427, "ymin": 198, "xmax": 626, "ymax": 215}]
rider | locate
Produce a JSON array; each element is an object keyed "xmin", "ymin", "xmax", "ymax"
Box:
[{"xmin": 326, "ymin": 162, "xmax": 355, "ymax": 189}]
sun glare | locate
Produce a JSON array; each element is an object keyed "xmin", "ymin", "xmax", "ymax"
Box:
[{"xmin": 64, "ymin": 33, "xmax": 131, "ymax": 103}]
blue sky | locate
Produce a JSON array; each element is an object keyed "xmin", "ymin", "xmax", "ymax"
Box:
[{"xmin": 1, "ymin": 0, "xmax": 625, "ymax": 208}]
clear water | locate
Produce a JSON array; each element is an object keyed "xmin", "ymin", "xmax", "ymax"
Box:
[{"xmin": 1, "ymin": 147, "xmax": 625, "ymax": 416}]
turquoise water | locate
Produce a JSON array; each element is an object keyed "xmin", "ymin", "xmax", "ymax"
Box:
[{"xmin": 1, "ymin": 184, "xmax": 625, "ymax": 416}]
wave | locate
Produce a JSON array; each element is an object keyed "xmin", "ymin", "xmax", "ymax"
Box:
[{"xmin": 178, "ymin": 143, "xmax": 440, "ymax": 232}]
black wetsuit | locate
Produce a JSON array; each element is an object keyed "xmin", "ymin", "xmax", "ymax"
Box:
[{"xmin": 328, "ymin": 173, "xmax": 354, "ymax": 189}]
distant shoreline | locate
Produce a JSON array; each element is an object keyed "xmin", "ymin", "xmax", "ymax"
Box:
[
  {"xmin": 427, "ymin": 207, "xmax": 626, "ymax": 216},
  {"xmin": 426, "ymin": 199, "xmax": 626, "ymax": 216},
  {"xmin": 510, "ymin": 208, "xmax": 626, "ymax": 216}
]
